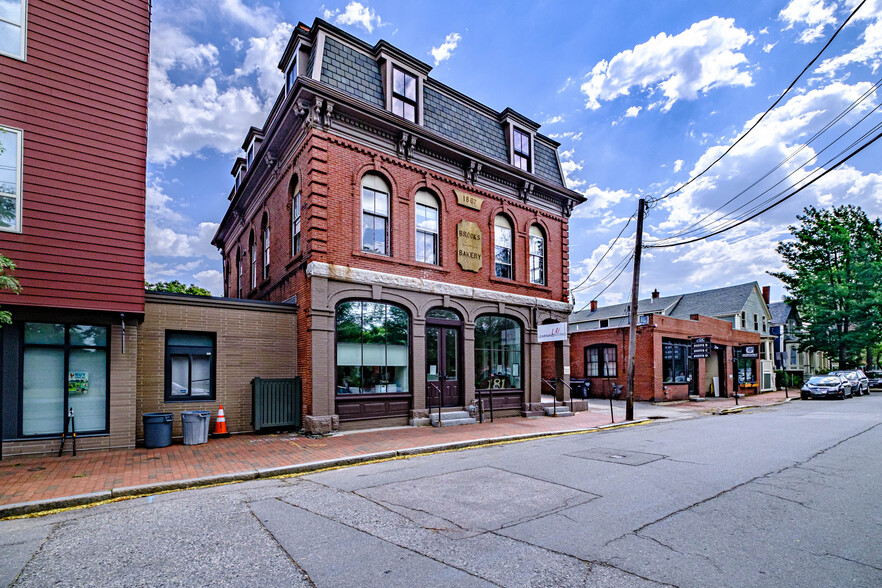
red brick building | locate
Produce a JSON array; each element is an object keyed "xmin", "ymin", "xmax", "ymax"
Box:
[
  {"xmin": 214, "ymin": 19, "xmax": 584, "ymax": 432},
  {"xmin": 564, "ymin": 283, "xmax": 773, "ymax": 402},
  {"xmin": 0, "ymin": 0, "xmax": 150, "ymax": 453}
]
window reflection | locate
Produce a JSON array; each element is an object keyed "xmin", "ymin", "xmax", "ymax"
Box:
[{"xmin": 336, "ymin": 301, "xmax": 409, "ymax": 394}]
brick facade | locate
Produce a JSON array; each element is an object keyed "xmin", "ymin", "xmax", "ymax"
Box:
[
  {"xmin": 561, "ymin": 314, "xmax": 762, "ymax": 402},
  {"xmin": 136, "ymin": 294, "xmax": 297, "ymax": 441}
]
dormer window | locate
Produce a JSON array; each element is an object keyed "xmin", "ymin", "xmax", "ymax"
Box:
[
  {"xmin": 286, "ymin": 55, "xmax": 298, "ymax": 93},
  {"xmin": 513, "ymin": 128, "xmax": 531, "ymax": 171},
  {"xmin": 392, "ymin": 67, "xmax": 417, "ymax": 123},
  {"xmin": 247, "ymin": 144, "xmax": 255, "ymax": 167}
]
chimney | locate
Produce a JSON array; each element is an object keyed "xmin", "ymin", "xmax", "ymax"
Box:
[
  {"xmin": 590, "ymin": 300, "xmax": 598, "ymax": 312},
  {"xmin": 652, "ymin": 289, "xmax": 660, "ymax": 299},
  {"xmin": 762, "ymin": 285, "xmax": 770, "ymax": 304},
  {"xmin": 690, "ymin": 314, "xmax": 700, "ymax": 321}
]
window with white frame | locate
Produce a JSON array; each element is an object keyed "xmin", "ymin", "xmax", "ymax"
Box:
[
  {"xmin": 236, "ymin": 251, "xmax": 242, "ymax": 297},
  {"xmin": 249, "ymin": 230, "xmax": 256, "ymax": 289},
  {"xmin": 361, "ymin": 174, "xmax": 390, "ymax": 255},
  {"xmin": 529, "ymin": 225, "xmax": 545, "ymax": 285},
  {"xmin": 512, "ymin": 128, "xmax": 530, "ymax": 171},
  {"xmin": 494, "ymin": 215, "xmax": 513, "ymax": 279},
  {"xmin": 0, "ymin": 0, "xmax": 26, "ymax": 60},
  {"xmin": 291, "ymin": 186, "xmax": 301, "ymax": 256},
  {"xmin": 286, "ymin": 55, "xmax": 298, "ymax": 93},
  {"xmin": 392, "ymin": 67, "xmax": 417, "ymax": 123},
  {"xmin": 0, "ymin": 125, "xmax": 23, "ymax": 232},
  {"xmin": 415, "ymin": 189, "xmax": 438, "ymax": 264},
  {"xmin": 262, "ymin": 215, "xmax": 270, "ymax": 279}
]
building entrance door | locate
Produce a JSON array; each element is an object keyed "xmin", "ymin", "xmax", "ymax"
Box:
[{"xmin": 426, "ymin": 325, "xmax": 461, "ymax": 408}]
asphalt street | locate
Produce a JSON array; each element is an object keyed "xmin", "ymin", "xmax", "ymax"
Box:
[{"xmin": 2, "ymin": 395, "xmax": 880, "ymax": 587}]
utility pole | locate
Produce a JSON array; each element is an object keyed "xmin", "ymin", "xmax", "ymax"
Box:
[{"xmin": 625, "ymin": 198, "xmax": 646, "ymax": 421}]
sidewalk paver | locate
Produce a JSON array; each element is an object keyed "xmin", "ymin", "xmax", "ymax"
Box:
[{"xmin": 0, "ymin": 390, "xmax": 795, "ymax": 516}]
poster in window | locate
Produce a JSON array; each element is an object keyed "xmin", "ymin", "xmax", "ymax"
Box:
[{"xmin": 68, "ymin": 371, "xmax": 89, "ymax": 395}]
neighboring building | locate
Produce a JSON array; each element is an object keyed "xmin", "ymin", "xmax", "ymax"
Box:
[
  {"xmin": 564, "ymin": 282, "xmax": 775, "ymax": 401},
  {"xmin": 213, "ymin": 19, "xmax": 584, "ymax": 432},
  {"xmin": 0, "ymin": 1, "xmax": 151, "ymax": 453},
  {"xmin": 769, "ymin": 301, "xmax": 830, "ymax": 376}
]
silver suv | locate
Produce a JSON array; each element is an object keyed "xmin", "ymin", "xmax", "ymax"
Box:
[{"xmin": 830, "ymin": 370, "xmax": 869, "ymax": 396}]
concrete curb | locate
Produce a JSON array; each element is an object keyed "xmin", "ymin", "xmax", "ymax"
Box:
[
  {"xmin": 716, "ymin": 396, "xmax": 796, "ymax": 415},
  {"xmin": 0, "ymin": 417, "xmax": 655, "ymax": 519}
]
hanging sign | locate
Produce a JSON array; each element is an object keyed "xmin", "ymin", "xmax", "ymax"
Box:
[
  {"xmin": 740, "ymin": 345, "xmax": 759, "ymax": 359},
  {"xmin": 538, "ymin": 322, "xmax": 568, "ymax": 342},
  {"xmin": 454, "ymin": 189, "xmax": 483, "ymax": 210},
  {"xmin": 457, "ymin": 220, "xmax": 483, "ymax": 272},
  {"xmin": 691, "ymin": 337, "xmax": 711, "ymax": 359}
]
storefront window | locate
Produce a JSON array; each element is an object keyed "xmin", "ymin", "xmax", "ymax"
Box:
[
  {"xmin": 22, "ymin": 323, "xmax": 108, "ymax": 436},
  {"xmin": 662, "ymin": 339, "xmax": 690, "ymax": 384},
  {"xmin": 336, "ymin": 301, "xmax": 409, "ymax": 394},
  {"xmin": 474, "ymin": 315, "xmax": 522, "ymax": 389},
  {"xmin": 736, "ymin": 347, "xmax": 757, "ymax": 385}
]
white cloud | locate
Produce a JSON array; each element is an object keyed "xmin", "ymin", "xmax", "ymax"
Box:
[
  {"xmin": 763, "ymin": 42, "xmax": 778, "ymax": 53},
  {"xmin": 325, "ymin": 2, "xmax": 382, "ymax": 34},
  {"xmin": 815, "ymin": 1, "xmax": 882, "ymax": 76},
  {"xmin": 194, "ymin": 270, "xmax": 224, "ymax": 295},
  {"xmin": 147, "ymin": 220, "xmax": 221, "ymax": 259},
  {"xmin": 759, "ymin": 27, "xmax": 770, "ymax": 34},
  {"xmin": 779, "ymin": 0, "xmax": 839, "ymax": 43},
  {"xmin": 559, "ymin": 77, "xmax": 574, "ymax": 93},
  {"xmin": 580, "ymin": 17, "xmax": 754, "ymax": 112},
  {"xmin": 234, "ymin": 22, "xmax": 294, "ymax": 101},
  {"xmin": 220, "ymin": 0, "xmax": 278, "ymax": 34},
  {"xmin": 624, "ymin": 106, "xmax": 642, "ymax": 118},
  {"xmin": 674, "ymin": 159, "xmax": 684, "ymax": 172},
  {"xmin": 146, "ymin": 178, "xmax": 184, "ymax": 223},
  {"xmin": 548, "ymin": 131, "xmax": 583, "ymax": 141},
  {"xmin": 573, "ymin": 185, "xmax": 635, "ymax": 216},
  {"xmin": 543, "ymin": 114, "xmax": 564, "ymax": 124},
  {"xmin": 430, "ymin": 32, "xmax": 461, "ymax": 65}
]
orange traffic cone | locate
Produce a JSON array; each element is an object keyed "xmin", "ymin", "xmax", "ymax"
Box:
[{"xmin": 212, "ymin": 405, "xmax": 230, "ymax": 438}]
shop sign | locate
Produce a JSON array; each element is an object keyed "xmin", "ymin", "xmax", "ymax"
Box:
[
  {"xmin": 740, "ymin": 345, "xmax": 759, "ymax": 359},
  {"xmin": 691, "ymin": 337, "xmax": 711, "ymax": 359},
  {"xmin": 457, "ymin": 220, "xmax": 482, "ymax": 272},
  {"xmin": 538, "ymin": 322, "xmax": 568, "ymax": 342},
  {"xmin": 454, "ymin": 189, "xmax": 483, "ymax": 210}
]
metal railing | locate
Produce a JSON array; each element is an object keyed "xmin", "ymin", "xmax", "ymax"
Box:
[
  {"xmin": 541, "ymin": 379, "xmax": 574, "ymax": 416},
  {"xmin": 475, "ymin": 388, "xmax": 494, "ymax": 423}
]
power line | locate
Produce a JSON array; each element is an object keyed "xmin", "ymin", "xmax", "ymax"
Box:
[
  {"xmin": 569, "ymin": 211, "xmax": 636, "ymax": 293},
  {"xmin": 648, "ymin": 0, "xmax": 868, "ymax": 205},
  {"xmin": 645, "ymin": 130, "xmax": 882, "ymax": 248},
  {"xmin": 575, "ymin": 253, "xmax": 634, "ymax": 312}
]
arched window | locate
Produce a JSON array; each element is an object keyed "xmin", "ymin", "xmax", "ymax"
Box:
[
  {"xmin": 236, "ymin": 249, "xmax": 242, "ymax": 297},
  {"xmin": 291, "ymin": 176, "xmax": 301, "ymax": 256},
  {"xmin": 415, "ymin": 189, "xmax": 439, "ymax": 264},
  {"xmin": 494, "ymin": 215, "xmax": 513, "ymax": 279},
  {"xmin": 361, "ymin": 173, "xmax": 390, "ymax": 255},
  {"xmin": 529, "ymin": 225, "xmax": 545, "ymax": 285},
  {"xmin": 336, "ymin": 301, "xmax": 409, "ymax": 394},
  {"xmin": 474, "ymin": 315, "xmax": 522, "ymax": 390},
  {"xmin": 261, "ymin": 213, "xmax": 270, "ymax": 279},
  {"xmin": 585, "ymin": 345, "xmax": 617, "ymax": 377},
  {"xmin": 249, "ymin": 230, "xmax": 256, "ymax": 289}
]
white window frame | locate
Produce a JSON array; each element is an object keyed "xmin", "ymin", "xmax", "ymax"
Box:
[
  {"xmin": 236, "ymin": 252, "xmax": 242, "ymax": 297},
  {"xmin": 494, "ymin": 215, "xmax": 513, "ymax": 279},
  {"xmin": 250, "ymin": 232, "xmax": 256, "ymax": 289},
  {"xmin": 262, "ymin": 220, "xmax": 270, "ymax": 279},
  {"xmin": 361, "ymin": 174, "xmax": 390, "ymax": 255},
  {"xmin": 291, "ymin": 190, "xmax": 301, "ymax": 256},
  {"xmin": 0, "ymin": 0, "xmax": 27, "ymax": 61},
  {"xmin": 415, "ymin": 189, "xmax": 438, "ymax": 265},
  {"xmin": 529, "ymin": 225, "xmax": 545, "ymax": 285},
  {"xmin": 0, "ymin": 125, "xmax": 23, "ymax": 233}
]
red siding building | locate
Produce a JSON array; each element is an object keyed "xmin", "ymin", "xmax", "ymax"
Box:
[
  {"xmin": 214, "ymin": 19, "xmax": 585, "ymax": 432},
  {"xmin": 0, "ymin": 0, "xmax": 150, "ymax": 453}
]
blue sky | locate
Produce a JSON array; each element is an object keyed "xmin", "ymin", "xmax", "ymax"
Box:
[{"xmin": 146, "ymin": 0, "xmax": 882, "ymax": 308}]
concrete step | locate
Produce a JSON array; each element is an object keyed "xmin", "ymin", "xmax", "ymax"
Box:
[
  {"xmin": 544, "ymin": 406, "xmax": 574, "ymax": 417},
  {"xmin": 429, "ymin": 410, "xmax": 471, "ymax": 423},
  {"xmin": 430, "ymin": 417, "xmax": 477, "ymax": 427}
]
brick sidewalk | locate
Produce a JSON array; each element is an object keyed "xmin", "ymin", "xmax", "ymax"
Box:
[
  {"xmin": 0, "ymin": 410, "xmax": 618, "ymax": 511},
  {"xmin": 652, "ymin": 389, "xmax": 798, "ymax": 414}
]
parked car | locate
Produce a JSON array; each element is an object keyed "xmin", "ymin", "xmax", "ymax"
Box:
[
  {"xmin": 866, "ymin": 370, "xmax": 882, "ymax": 389},
  {"xmin": 831, "ymin": 370, "xmax": 869, "ymax": 396},
  {"xmin": 801, "ymin": 374, "xmax": 852, "ymax": 400}
]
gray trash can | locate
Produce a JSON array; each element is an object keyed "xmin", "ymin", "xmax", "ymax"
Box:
[
  {"xmin": 181, "ymin": 411, "xmax": 210, "ymax": 445},
  {"xmin": 143, "ymin": 412, "xmax": 173, "ymax": 448}
]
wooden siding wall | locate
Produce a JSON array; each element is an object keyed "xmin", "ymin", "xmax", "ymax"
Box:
[{"xmin": 0, "ymin": 0, "xmax": 150, "ymax": 313}]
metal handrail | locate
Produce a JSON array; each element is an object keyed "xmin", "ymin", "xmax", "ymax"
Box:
[
  {"xmin": 541, "ymin": 378, "xmax": 575, "ymax": 415},
  {"xmin": 475, "ymin": 389, "xmax": 493, "ymax": 423}
]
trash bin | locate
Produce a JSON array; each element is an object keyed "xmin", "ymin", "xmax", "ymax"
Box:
[
  {"xmin": 181, "ymin": 411, "xmax": 210, "ymax": 445},
  {"xmin": 143, "ymin": 412, "xmax": 173, "ymax": 448},
  {"xmin": 570, "ymin": 379, "xmax": 588, "ymax": 398}
]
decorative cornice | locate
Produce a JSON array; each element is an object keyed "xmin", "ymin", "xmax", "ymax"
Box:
[{"xmin": 306, "ymin": 261, "xmax": 572, "ymax": 313}]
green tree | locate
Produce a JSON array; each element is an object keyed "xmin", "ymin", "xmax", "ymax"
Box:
[
  {"xmin": 0, "ymin": 253, "xmax": 22, "ymax": 325},
  {"xmin": 145, "ymin": 280, "xmax": 211, "ymax": 296},
  {"xmin": 771, "ymin": 205, "xmax": 882, "ymax": 367}
]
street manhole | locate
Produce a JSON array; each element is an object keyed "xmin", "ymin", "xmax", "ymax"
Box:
[{"xmin": 567, "ymin": 448, "xmax": 667, "ymax": 466}]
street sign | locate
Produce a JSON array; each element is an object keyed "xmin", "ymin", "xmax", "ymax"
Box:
[{"xmin": 691, "ymin": 337, "xmax": 711, "ymax": 359}]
